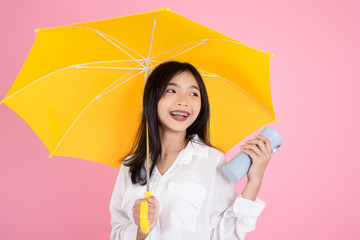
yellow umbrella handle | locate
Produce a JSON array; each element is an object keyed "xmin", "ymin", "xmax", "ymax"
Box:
[{"xmin": 140, "ymin": 191, "xmax": 152, "ymax": 233}]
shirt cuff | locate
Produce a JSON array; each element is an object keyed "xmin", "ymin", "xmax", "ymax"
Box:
[{"xmin": 224, "ymin": 194, "xmax": 266, "ymax": 218}]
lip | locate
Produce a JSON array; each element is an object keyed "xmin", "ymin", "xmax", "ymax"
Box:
[
  {"xmin": 170, "ymin": 114, "xmax": 189, "ymax": 122},
  {"xmin": 170, "ymin": 110, "xmax": 190, "ymax": 115},
  {"xmin": 169, "ymin": 110, "xmax": 190, "ymax": 122}
]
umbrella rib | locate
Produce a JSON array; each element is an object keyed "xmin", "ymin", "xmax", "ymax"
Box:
[
  {"xmin": 4, "ymin": 65, "xmax": 146, "ymax": 157},
  {"xmin": 198, "ymin": 69, "xmax": 276, "ymax": 120},
  {"xmin": 205, "ymin": 38, "xmax": 274, "ymax": 57},
  {"xmin": 97, "ymin": 31, "xmax": 145, "ymax": 60},
  {"xmin": 74, "ymin": 59, "xmax": 146, "ymax": 70},
  {"xmin": 2, "ymin": 66, "xmax": 74, "ymax": 102},
  {"xmin": 146, "ymin": 12, "xmax": 158, "ymax": 62},
  {"xmin": 149, "ymin": 38, "xmax": 273, "ymax": 62},
  {"xmin": 149, "ymin": 40, "xmax": 207, "ymax": 69},
  {"xmin": 149, "ymin": 40, "xmax": 206, "ymax": 61},
  {"xmin": 37, "ymin": 25, "xmax": 146, "ymax": 66},
  {"xmin": 75, "ymin": 66, "xmax": 144, "ymax": 70},
  {"xmin": 1, "ymin": 60, "xmax": 145, "ymax": 103},
  {"xmin": 79, "ymin": 59, "xmax": 145, "ymax": 64},
  {"xmin": 95, "ymin": 31, "xmax": 146, "ymax": 68},
  {"xmin": 51, "ymin": 69, "xmax": 145, "ymax": 155},
  {"xmin": 96, "ymin": 64, "xmax": 144, "ymax": 98}
]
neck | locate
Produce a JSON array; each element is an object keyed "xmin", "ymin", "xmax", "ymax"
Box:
[{"xmin": 158, "ymin": 129, "xmax": 189, "ymax": 159}]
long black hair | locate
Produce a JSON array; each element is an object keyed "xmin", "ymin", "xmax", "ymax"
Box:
[{"xmin": 118, "ymin": 60, "xmax": 222, "ymax": 186}]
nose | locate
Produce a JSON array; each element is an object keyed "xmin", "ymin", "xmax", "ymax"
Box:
[{"xmin": 176, "ymin": 93, "xmax": 189, "ymax": 106}]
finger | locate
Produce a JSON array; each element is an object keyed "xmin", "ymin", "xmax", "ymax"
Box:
[
  {"xmin": 148, "ymin": 209, "xmax": 157, "ymax": 218},
  {"xmin": 241, "ymin": 148, "xmax": 258, "ymax": 162},
  {"xmin": 149, "ymin": 197, "xmax": 159, "ymax": 207},
  {"xmin": 242, "ymin": 143, "xmax": 262, "ymax": 159},
  {"xmin": 147, "ymin": 199, "xmax": 156, "ymax": 208},
  {"xmin": 147, "ymin": 197, "xmax": 154, "ymax": 204},
  {"xmin": 136, "ymin": 198, "xmax": 147, "ymax": 204},
  {"xmin": 245, "ymin": 139, "xmax": 266, "ymax": 159},
  {"xmin": 148, "ymin": 206, "xmax": 156, "ymax": 214},
  {"xmin": 246, "ymin": 139, "xmax": 268, "ymax": 160},
  {"xmin": 256, "ymin": 134, "xmax": 272, "ymax": 155},
  {"xmin": 148, "ymin": 201, "xmax": 158, "ymax": 208},
  {"xmin": 147, "ymin": 196, "xmax": 156, "ymax": 202}
]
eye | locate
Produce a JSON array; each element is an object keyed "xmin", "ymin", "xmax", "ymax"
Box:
[{"xmin": 166, "ymin": 89, "xmax": 198, "ymax": 97}]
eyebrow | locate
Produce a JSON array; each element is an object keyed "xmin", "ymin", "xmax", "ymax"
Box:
[{"xmin": 167, "ymin": 82, "xmax": 200, "ymax": 91}]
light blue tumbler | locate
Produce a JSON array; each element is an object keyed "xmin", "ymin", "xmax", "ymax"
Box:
[{"xmin": 222, "ymin": 126, "xmax": 283, "ymax": 183}]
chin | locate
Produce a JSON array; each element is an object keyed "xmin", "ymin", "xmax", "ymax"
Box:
[{"xmin": 164, "ymin": 123, "xmax": 190, "ymax": 133}]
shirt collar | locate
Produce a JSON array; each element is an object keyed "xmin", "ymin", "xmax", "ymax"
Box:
[
  {"xmin": 148, "ymin": 134, "xmax": 209, "ymax": 166},
  {"xmin": 179, "ymin": 134, "xmax": 209, "ymax": 165}
]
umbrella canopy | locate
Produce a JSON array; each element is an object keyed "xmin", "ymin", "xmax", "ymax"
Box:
[{"xmin": 0, "ymin": 7, "xmax": 278, "ymax": 168}]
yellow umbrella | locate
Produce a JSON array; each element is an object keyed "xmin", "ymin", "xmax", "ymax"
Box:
[{"xmin": 0, "ymin": 7, "xmax": 278, "ymax": 233}]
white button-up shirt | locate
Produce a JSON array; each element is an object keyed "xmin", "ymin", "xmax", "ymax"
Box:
[{"xmin": 110, "ymin": 134, "xmax": 266, "ymax": 240}]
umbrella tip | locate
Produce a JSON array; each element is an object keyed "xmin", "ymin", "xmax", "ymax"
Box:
[
  {"xmin": 164, "ymin": 8, "xmax": 171, "ymax": 11},
  {"xmin": 0, "ymin": 100, "xmax": 3, "ymax": 105},
  {"xmin": 34, "ymin": 28, "xmax": 40, "ymax": 32},
  {"xmin": 275, "ymin": 118, "xmax": 280, "ymax": 123},
  {"xmin": 49, "ymin": 154, "xmax": 53, "ymax": 158}
]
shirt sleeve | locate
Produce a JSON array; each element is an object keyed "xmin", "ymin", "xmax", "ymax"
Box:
[
  {"xmin": 209, "ymin": 154, "xmax": 266, "ymax": 240},
  {"xmin": 109, "ymin": 163, "xmax": 150, "ymax": 240}
]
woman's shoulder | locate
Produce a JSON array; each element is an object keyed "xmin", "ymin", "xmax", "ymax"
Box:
[
  {"xmin": 192, "ymin": 134, "xmax": 224, "ymax": 160},
  {"xmin": 119, "ymin": 154, "xmax": 134, "ymax": 173},
  {"xmin": 206, "ymin": 145, "xmax": 226, "ymax": 166}
]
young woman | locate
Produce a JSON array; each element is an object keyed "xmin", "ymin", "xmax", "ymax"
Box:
[{"xmin": 110, "ymin": 61, "xmax": 272, "ymax": 240}]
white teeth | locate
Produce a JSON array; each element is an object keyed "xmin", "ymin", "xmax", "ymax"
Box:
[{"xmin": 170, "ymin": 111, "xmax": 189, "ymax": 117}]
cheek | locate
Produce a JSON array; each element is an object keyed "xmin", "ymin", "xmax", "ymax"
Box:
[
  {"xmin": 157, "ymin": 102, "xmax": 162, "ymax": 117},
  {"xmin": 193, "ymin": 100, "xmax": 202, "ymax": 115},
  {"xmin": 157, "ymin": 98, "xmax": 168, "ymax": 116}
]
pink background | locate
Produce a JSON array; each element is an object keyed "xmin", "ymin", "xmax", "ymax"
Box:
[{"xmin": 1, "ymin": 0, "xmax": 359, "ymax": 239}]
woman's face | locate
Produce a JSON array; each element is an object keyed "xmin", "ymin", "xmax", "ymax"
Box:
[{"xmin": 157, "ymin": 71, "xmax": 201, "ymax": 135}]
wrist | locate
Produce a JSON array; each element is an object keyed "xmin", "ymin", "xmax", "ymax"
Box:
[
  {"xmin": 247, "ymin": 178, "xmax": 263, "ymax": 188},
  {"xmin": 136, "ymin": 227, "xmax": 149, "ymax": 240},
  {"xmin": 241, "ymin": 181, "xmax": 262, "ymax": 201}
]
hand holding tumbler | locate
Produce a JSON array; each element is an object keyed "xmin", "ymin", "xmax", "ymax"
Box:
[{"xmin": 222, "ymin": 127, "xmax": 283, "ymax": 183}]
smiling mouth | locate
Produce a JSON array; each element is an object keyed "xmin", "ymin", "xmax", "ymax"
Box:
[
  {"xmin": 169, "ymin": 112, "xmax": 190, "ymax": 121},
  {"xmin": 170, "ymin": 111, "xmax": 190, "ymax": 117}
]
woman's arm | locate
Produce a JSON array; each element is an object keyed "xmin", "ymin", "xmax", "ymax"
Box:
[
  {"xmin": 110, "ymin": 164, "xmax": 149, "ymax": 240},
  {"xmin": 209, "ymin": 154, "xmax": 266, "ymax": 240},
  {"xmin": 136, "ymin": 227, "xmax": 150, "ymax": 240},
  {"xmin": 210, "ymin": 134, "xmax": 272, "ymax": 239},
  {"xmin": 239, "ymin": 133, "xmax": 272, "ymax": 198},
  {"xmin": 240, "ymin": 181, "xmax": 261, "ymax": 201}
]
